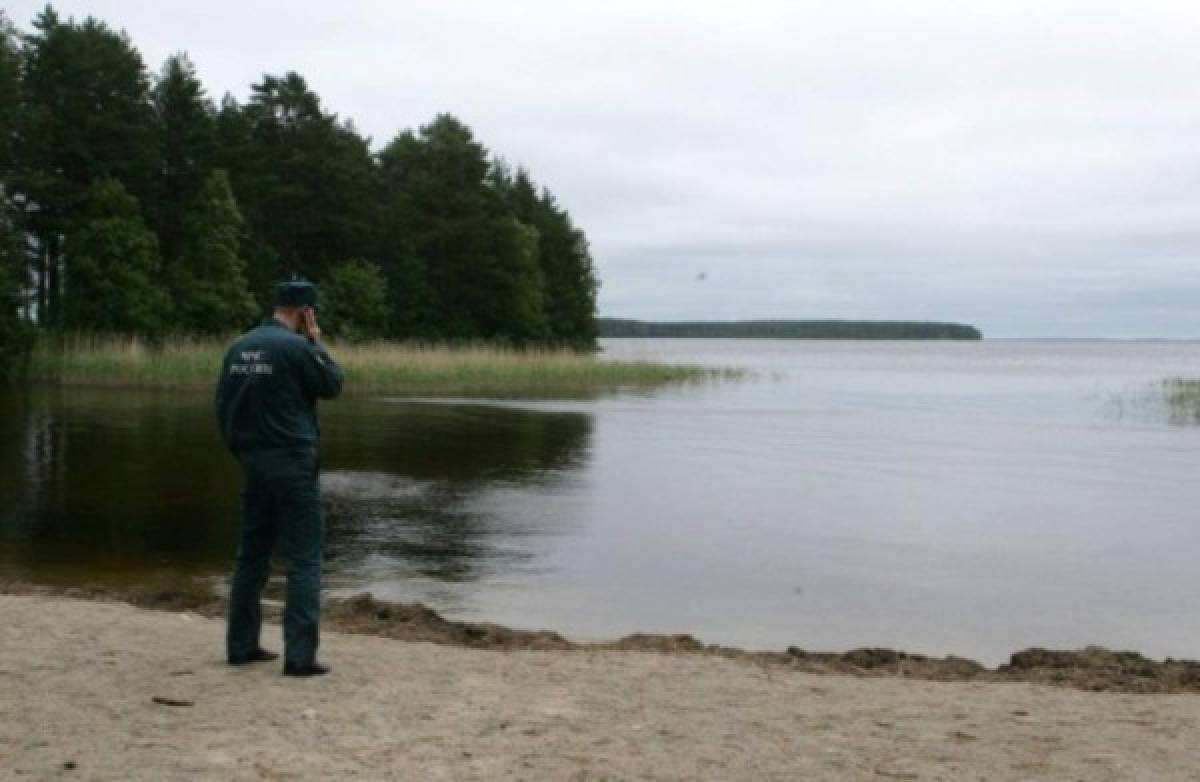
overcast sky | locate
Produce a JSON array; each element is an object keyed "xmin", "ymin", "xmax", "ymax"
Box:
[{"xmin": 9, "ymin": 1, "xmax": 1200, "ymax": 336}]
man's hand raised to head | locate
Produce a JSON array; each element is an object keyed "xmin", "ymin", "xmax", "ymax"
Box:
[{"xmin": 302, "ymin": 307, "xmax": 321, "ymax": 342}]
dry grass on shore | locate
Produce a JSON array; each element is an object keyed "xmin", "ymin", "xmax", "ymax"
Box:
[{"xmin": 25, "ymin": 335, "xmax": 738, "ymax": 397}]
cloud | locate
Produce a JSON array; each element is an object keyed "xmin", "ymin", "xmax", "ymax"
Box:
[{"xmin": 10, "ymin": 0, "xmax": 1200, "ymax": 335}]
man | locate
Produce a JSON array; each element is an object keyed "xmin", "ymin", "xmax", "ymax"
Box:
[{"xmin": 215, "ymin": 279, "xmax": 344, "ymax": 677}]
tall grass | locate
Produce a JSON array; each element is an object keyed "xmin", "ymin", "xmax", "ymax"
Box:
[
  {"xmin": 26, "ymin": 334, "xmax": 739, "ymax": 397},
  {"xmin": 1163, "ymin": 377, "xmax": 1200, "ymax": 422}
]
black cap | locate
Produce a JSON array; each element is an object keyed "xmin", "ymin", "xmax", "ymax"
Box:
[{"xmin": 276, "ymin": 280, "xmax": 318, "ymax": 309}]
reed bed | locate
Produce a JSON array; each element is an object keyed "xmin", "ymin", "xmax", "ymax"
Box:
[
  {"xmin": 1163, "ymin": 377, "xmax": 1200, "ymax": 422},
  {"xmin": 26, "ymin": 335, "xmax": 738, "ymax": 397}
]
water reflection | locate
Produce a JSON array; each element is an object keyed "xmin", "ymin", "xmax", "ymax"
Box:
[
  {"xmin": 323, "ymin": 400, "xmax": 592, "ymax": 482},
  {"xmin": 0, "ymin": 387, "xmax": 240, "ymax": 585},
  {"xmin": 320, "ymin": 402, "xmax": 594, "ymax": 588},
  {"xmin": 0, "ymin": 389, "xmax": 594, "ymax": 595}
]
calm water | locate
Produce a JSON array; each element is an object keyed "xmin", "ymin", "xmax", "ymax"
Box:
[{"xmin": 2, "ymin": 339, "xmax": 1198, "ymax": 665}]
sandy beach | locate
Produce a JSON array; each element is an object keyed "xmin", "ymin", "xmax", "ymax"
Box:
[{"xmin": 2, "ymin": 594, "xmax": 1199, "ymax": 780}]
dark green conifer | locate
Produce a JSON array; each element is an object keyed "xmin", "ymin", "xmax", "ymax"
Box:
[
  {"xmin": 63, "ymin": 178, "xmax": 169, "ymax": 334},
  {"xmin": 168, "ymin": 170, "xmax": 257, "ymax": 335},
  {"xmin": 321, "ymin": 259, "xmax": 389, "ymax": 341},
  {"xmin": 152, "ymin": 53, "xmax": 217, "ymax": 267},
  {"xmin": 15, "ymin": 8, "xmax": 158, "ymax": 326}
]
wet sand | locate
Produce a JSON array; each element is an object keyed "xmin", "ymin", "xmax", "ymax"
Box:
[
  {"xmin": 7, "ymin": 582, "xmax": 1200, "ymax": 694},
  {"xmin": 3, "ymin": 593, "xmax": 1200, "ymax": 780}
]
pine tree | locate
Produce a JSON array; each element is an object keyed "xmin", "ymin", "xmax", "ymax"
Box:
[
  {"xmin": 484, "ymin": 216, "xmax": 547, "ymax": 341},
  {"xmin": 152, "ymin": 53, "xmax": 217, "ymax": 268},
  {"xmin": 0, "ymin": 206, "xmax": 33, "ymax": 375},
  {"xmin": 238, "ymin": 72, "xmax": 376, "ymax": 285},
  {"xmin": 15, "ymin": 7, "xmax": 158, "ymax": 327},
  {"xmin": 532, "ymin": 190, "xmax": 598, "ymax": 346},
  {"xmin": 212, "ymin": 93, "xmax": 277, "ymax": 308},
  {"xmin": 0, "ymin": 10, "xmax": 20, "ymax": 178},
  {"xmin": 378, "ymin": 114, "xmax": 551, "ymax": 341},
  {"xmin": 379, "ymin": 116, "xmax": 494, "ymax": 338},
  {"xmin": 320, "ymin": 259, "xmax": 388, "ymax": 341},
  {"xmin": 499, "ymin": 167, "xmax": 598, "ymax": 346},
  {"xmin": 167, "ymin": 170, "xmax": 257, "ymax": 335},
  {"xmin": 0, "ymin": 12, "xmax": 32, "ymax": 374},
  {"xmin": 63, "ymin": 178, "xmax": 169, "ymax": 334}
]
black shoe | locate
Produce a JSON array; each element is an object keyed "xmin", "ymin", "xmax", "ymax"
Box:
[
  {"xmin": 283, "ymin": 661, "xmax": 331, "ymax": 677},
  {"xmin": 228, "ymin": 648, "xmax": 280, "ymax": 666}
]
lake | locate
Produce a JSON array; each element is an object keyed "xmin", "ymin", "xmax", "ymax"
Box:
[{"xmin": 2, "ymin": 339, "xmax": 1198, "ymax": 665}]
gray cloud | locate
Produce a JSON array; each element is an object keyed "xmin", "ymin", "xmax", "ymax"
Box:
[{"xmin": 10, "ymin": 0, "xmax": 1200, "ymax": 336}]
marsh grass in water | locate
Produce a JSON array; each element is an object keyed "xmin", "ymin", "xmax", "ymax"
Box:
[
  {"xmin": 1163, "ymin": 377, "xmax": 1200, "ymax": 423},
  {"xmin": 26, "ymin": 335, "xmax": 738, "ymax": 397}
]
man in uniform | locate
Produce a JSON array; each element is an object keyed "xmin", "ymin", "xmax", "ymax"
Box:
[{"xmin": 215, "ymin": 279, "xmax": 344, "ymax": 677}]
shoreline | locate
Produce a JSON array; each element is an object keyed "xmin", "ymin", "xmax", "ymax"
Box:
[
  {"xmin": 5, "ymin": 580, "xmax": 1199, "ymax": 695},
  {"xmin": 3, "ymin": 591, "xmax": 1199, "ymax": 780}
]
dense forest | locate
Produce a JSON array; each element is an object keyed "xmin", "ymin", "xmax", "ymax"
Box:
[
  {"xmin": 598, "ymin": 319, "xmax": 983, "ymax": 340},
  {"xmin": 0, "ymin": 6, "xmax": 599, "ymax": 375}
]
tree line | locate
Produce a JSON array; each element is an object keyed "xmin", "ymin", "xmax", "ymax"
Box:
[
  {"xmin": 598, "ymin": 319, "xmax": 983, "ymax": 340},
  {"xmin": 0, "ymin": 6, "xmax": 599, "ymax": 374}
]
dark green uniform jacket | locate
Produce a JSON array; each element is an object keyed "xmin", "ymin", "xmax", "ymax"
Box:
[{"xmin": 215, "ymin": 319, "xmax": 344, "ymax": 453}]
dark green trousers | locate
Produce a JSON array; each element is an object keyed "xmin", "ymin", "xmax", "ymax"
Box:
[{"xmin": 226, "ymin": 447, "xmax": 323, "ymax": 666}]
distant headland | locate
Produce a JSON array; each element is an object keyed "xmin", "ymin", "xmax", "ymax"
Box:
[{"xmin": 598, "ymin": 319, "xmax": 983, "ymax": 340}]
